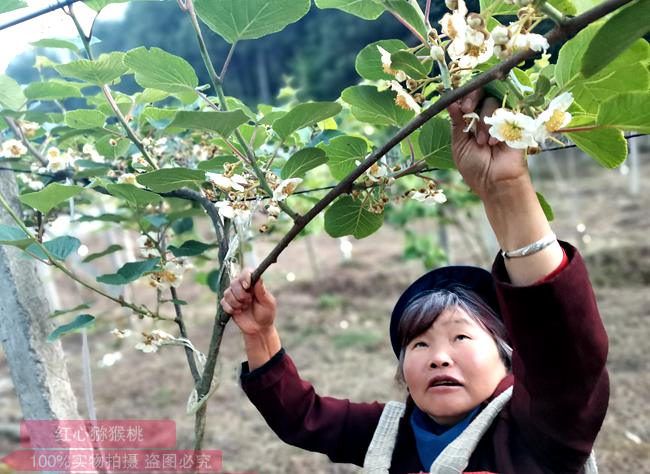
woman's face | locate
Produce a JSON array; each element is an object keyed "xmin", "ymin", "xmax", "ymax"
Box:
[{"xmin": 402, "ymin": 306, "xmax": 507, "ymax": 425}]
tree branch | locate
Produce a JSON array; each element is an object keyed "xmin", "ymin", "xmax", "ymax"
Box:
[{"xmin": 3, "ymin": 118, "xmax": 48, "ymax": 166}]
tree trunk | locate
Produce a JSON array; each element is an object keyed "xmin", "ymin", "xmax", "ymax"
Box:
[{"xmin": 0, "ymin": 170, "xmax": 81, "ymax": 424}]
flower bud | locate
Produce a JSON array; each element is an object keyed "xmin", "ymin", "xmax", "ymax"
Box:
[
  {"xmin": 406, "ymin": 79, "xmax": 418, "ymax": 91},
  {"xmin": 491, "ymin": 25, "xmax": 510, "ymax": 45},
  {"xmin": 428, "ymin": 28, "xmax": 439, "ymax": 41},
  {"xmin": 445, "ymin": 0, "xmax": 458, "ymax": 10},
  {"xmin": 526, "ymin": 146, "xmax": 540, "ymax": 155},
  {"xmin": 395, "ymin": 70, "xmax": 407, "ymax": 82},
  {"xmin": 430, "ymin": 45, "xmax": 445, "ymax": 62},
  {"xmin": 109, "ymin": 138, "xmax": 118, "ymax": 147},
  {"xmin": 413, "ymin": 93, "xmax": 424, "ymax": 104},
  {"xmin": 467, "ymin": 13, "xmax": 484, "ymax": 29},
  {"xmin": 258, "ymin": 224, "xmax": 269, "ymax": 233}
]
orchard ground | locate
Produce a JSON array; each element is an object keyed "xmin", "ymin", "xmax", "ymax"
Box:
[{"xmin": 1, "ymin": 140, "xmax": 649, "ymax": 473}]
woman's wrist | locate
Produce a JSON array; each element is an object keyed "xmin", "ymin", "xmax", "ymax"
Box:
[{"xmin": 243, "ymin": 326, "xmax": 282, "ymax": 371}]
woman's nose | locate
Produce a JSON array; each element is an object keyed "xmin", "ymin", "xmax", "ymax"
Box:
[{"xmin": 429, "ymin": 349, "xmax": 453, "ymax": 368}]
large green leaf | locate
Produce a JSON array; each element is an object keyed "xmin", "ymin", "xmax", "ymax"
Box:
[
  {"xmin": 96, "ymin": 258, "xmax": 160, "ymax": 285},
  {"xmin": 272, "ymin": 102, "xmax": 342, "ymax": 139},
  {"xmin": 376, "ymin": 0, "xmax": 427, "ymax": 40},
  {"xmin": 547, "ymin": 0, "xmax": 577, "ymax": 15},
  {"xmin": 341, "ymin": 85, "xmax": 413, "ymax": 126},
  {"xmin": 136, "ymin": 168, "xmax": 207, "ymax": 192},
  {"xmin": 19, "ymin": 184, "xmax": 84, "ymax": 214},
  {"xmin": 24, "ymin": 81, "xmax": 84, "ymax": 100},
  {"xmin": 581, "ymin": 0, "xmax": 650, "ymax": 77},
  {"xmin": 315, "ymin": 0, "xmax": 384, "ymax": 19},
  {"xmin": 479, "ymin": 0, "xmax": 517, "ymax": 14},
  {"xmin": 318, "ymin": 136, "xmax": 369, "ymax": 180},
  {"xmin": 168, "ymin": 110, "xmax": 250, "ymax": 137},
  {"xmin": 96, "ymin": 136, "xmax": 130, "ymax": 160},
  {"xmin": 418, "ymin": 117, "xmax": 454, "ymax": 169},
  {"xmin": 0, "ymin": 74, "xmax": 25, "ymax": 111},
  {"xmin": 26, "ymin": 236, "xmax": 81, "ymax": 261},
  {"xmin": 64, "ymin": 109, "xmax": 107, "ymax": 129},
  {"xmin": 324, "ymin": 195, "xmax": 384, "ymax": 239},
  {"xmin": 556, "ymin": 25, "xmax": 598, "ymax": 88},
  {"xmin": 55, "ymin": 52, "xmax": 128, "ymax": 85},
  {"xmin": 355, "ymin": 39, "xmax": 409, "ymax": 81},
  {"xmin": 123, "ymin": 47, "xmax": 198, "ymax": 93},
  {"xmin": 390, "ymin": 50, "xmax": 432, "ymax": 80},
  {"xmin": 565, "ymin": 128, "xmax": 627, "ymax": 168},
  {"xmin": 168, "ymin": 240, "xmax": 215, "ymax": 257},
  {"xmin": 105, "ymin": 183, "xmax": 162, "ymax": 207},
  {"xmin": 142, "ymin": 106, "xmax": 177, "ymax": 129},
  {"xmin": 194, "ymin": 0, "xmax": 310, "ymax": 44},
  {"xmin": 82, "ymin": 244, "xmax": 123, "ymax": 263},
  {"xmin": 596, "ymin": 92, "xmax": 650, "ymax": 133},
  {"xmin": 0, "ymin": 0, "xmax": 27, "ymax": 14},
  {"xmin": 47, "ymin": 315, "xmax": 95, "ymax": 342},
  {"xmin": 0, "ymin": 224, "xmax": 32, "ymax": 249},
  {"xmin": 281, "ymin": 148, "xmax": 327, "ymax": 179}
]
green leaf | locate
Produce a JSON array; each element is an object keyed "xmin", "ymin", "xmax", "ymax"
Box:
[
  {"xmin": 0, "ymin": 0, "xmax": 27, "ymax": 14},
  {"xmin": 50, "ymin": 304, "xmax": 92, "ymax": 319},
  {"xmin": 376, "ymin": 0, "xmax": 427, "ymax": 41},
  {"xmin": 315, "ymin": 0, "xmax": 384, "ymax": 19},
  {"xmin": 196, "ymin": 155, "xmax": 239, "ymax": 172},
  {"xmin": 0, "ymin": 224, "xmax": 31, "ymax": 249},
  {"xmin": 418, "ymin": 117, "xmax": 454, "ymax": 169},
  {"xmin": 82, "ymin": 244, "xmax": 123, "ymax": 263},
  {"xmin": 596, "ymin": 92, "xmax": 650, "ymax": 133},
  {"xmin": 341, "ymin": 85, "xmax": 413, "ymax": 126},
  {"xmin": 30, "ymin": 38, "xmax": 80, "ymax": 52},
  {"xmin": 324, "ymin": 195, "xmax": 384, "ymax": 239},
  {"xmin": 0, "ymin": 74, "xmax": 25, "ymax": 111},
  {"xmin": 105, "ymin": 183, "xmax": 162, "ymax": 207},
  {"xmin": 64, "ymin": 109, "xmax": 107, "ymax": 129},
  {"xmin": 355, "ymin": 39, "xmax": 408, "ymax": 81},
  {"xmin": 123, "ymin": 47, "xmax": 198, "ymax": 93},
  {"xmin": 565, "ymin": 128, "xmax": 627, "ymax": 168},
  {"xmin": 172, "ymin": 217, "xmax": 194, "ymax": 234},
  {"xmin": 272, "ymin": 102, "xmax": 342, "ymax": 139},
  {"xmin": 142, "ymin": 106, "xmax": 177, "ymax": 129},
  {"xmin": 24, "ymin": 80, "xmax": 84, "ymax": 100},
  {"xmin": 194, "ymin": 0, "xmax": 310, "ymax": 44},
  {"xmin": 47, "ymin": 315, "xmax": 95, "ymax": 342},
  {"xmin": 168, "ymin": 110, "xmax": 249, "ymax": 137},
  {"xmin": 168, "ymin": 240, "xmax": 214, "ymax": 257},
  {"xmin": 55, "ymin": 52, "xmax": 128, "ymax": 85},
  {"xmin": 26, "ymin": 236, "xmax": 81, "ymax": 261},
  {"xmin": 319, "ymin": 135, "xmax": 369, "ymax": 180},
  {"xmin": 95, "ymin": 136, "xmax": 130, "ymax": 160},
  {"xmin": 547, "ymin": 0, "xmax": 577, "ymax": 15},
  {"xmin": 536, "ymin": 192, "xmax": 555, "ymax": 222},
  {"xmin": 19, "ymin": 183, "xmax": 84, "ymax": 214},
  {"xmin": 136, "ymin": 168, "xmax": 207, "ymax": 192},
  {"xmin": 390, "ymin": 50, "xmax": 432, "ymax": 80},
  {"xmin": 96, "ymin": 258, "xmax": 160, "ymax": 285},
  {"xmin": 581, "ymin": 0, "xmax": 650, "ymax": 77},
  {"xmin": 281, "ymin": 148, "xmax": 327, "ymax": 179},
  {"xmin": 135, "ymin": 89, "xmax": 171, "ymax": 105},
  {"xmin": 479, "ymin": 0, "xmax": 517, "ymax": 15},
  {"xmin": 143, "ymin": 214, "xmax": 168, "ymax": 229}
]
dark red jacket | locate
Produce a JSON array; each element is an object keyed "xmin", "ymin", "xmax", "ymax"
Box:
[{"xmin": 241, "ymin": 243, "xmax": 609, "ymax": 473}]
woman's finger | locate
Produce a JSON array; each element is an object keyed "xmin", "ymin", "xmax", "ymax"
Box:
[
  {"xmin": 220, "ymin": 298, "xmax": 239, "ymax": 315},
  {"xmin": 477, "ymin": 97, "xmax": 500, "ymax": 145},
  {"xmin": 223, "ymin": 288, "xmax": 243, "ymax": 310},
  {"xmin": 231, "ymin": 279, "xmax": 252, "ymax": 303},
  {"xmin": 461, "ymin": 88, "xmax": 485, "ymax": 114}
]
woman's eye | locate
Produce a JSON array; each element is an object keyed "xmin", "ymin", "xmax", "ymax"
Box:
[
  {"xmin": 413, "ymin": 341, "xmax": 427, "ymax": 348},
  {"xmin": 455, "ymin": 334, "xmax": 469, "ymax": 341}
]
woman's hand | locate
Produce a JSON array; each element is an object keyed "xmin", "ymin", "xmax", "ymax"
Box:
[
  {"xmin": 447, "ymin": 89, "xmax": 529, "ymax": 199},
  {"xmin": 221, "ymin": 268, "xmax": 276, "ymax": 336}
]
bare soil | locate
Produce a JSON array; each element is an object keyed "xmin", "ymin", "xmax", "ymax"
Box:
[{"xmin": 1, "ymin": 142, "xmax": 649, "ymax": 473}]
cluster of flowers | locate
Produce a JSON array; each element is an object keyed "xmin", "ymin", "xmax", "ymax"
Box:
[
  {"xmin": 378, "ymin": 0, "xmax": 571, "ymax": 150},
  {"xmin": 110, "ymin": 328, "xmax": 176, "ymax": 353},
  {"xmin": 136, "ymin": 234, "xmax": 192, "ymax": 290}
]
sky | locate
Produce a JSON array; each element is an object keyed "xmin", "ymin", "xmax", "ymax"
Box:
[{"xmin": 0, "ymin": 0, "xmax": 127, "ymax": 73}]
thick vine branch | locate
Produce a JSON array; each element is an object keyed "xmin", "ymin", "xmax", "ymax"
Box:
[{"xmin": 248, "ymin": 0, "xmax": 633, "ymax": 285}]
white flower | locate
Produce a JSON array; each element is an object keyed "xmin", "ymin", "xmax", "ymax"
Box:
[
  {"xmin": 511, "ymin": 33, "xmax": 549, "ymax": 53},
  {"xmin": 192, "ymin": 144, "xmax": 210, "ymax": 161},
  {"xmin": 137, "ymin": 235, "xmax": 160, "ymax": 258},
  {"xmin": 28, "ymin": 180, "xmax": 44, "ymax": 191},
  {"xmin": 151, "ymin": 329, "xmax": 175, "ymax": 343},
  {"xmin": 215, "ymin": 201, "xmax": 252, "ymax": 226},
  {"xmin": 390, "ymin": 81, "xmax": 421, "ymax": 114},
  {"xmin": 148, "ymin": 259, "xmax": 190, "ymax": 290},
  {"xmin": 440, "ymin": 0, "xmax": 468, "ymax": 42},
  {"xmin": 491, "ymin": 25, "xmax": 510, "ymax": 45},
  {"xmin": 533, "ymin": 92, "xmax": 573, "ymax": 142},
  {"xmin": 135, "ymin": 340, "xmax": 159, "ymax": 353},
  {"xmin": 377, "ymin": 45, "xmax": 407, "ymax": 81},
  {"xmin": 110, "ymin": 328, "xmax": 132, "ymax": 339},
  {"xmin": 463, "ymin": 112, "xmax": 480, "ymax": 134},
  {"xmin": 410, "ymin": 190, "xmax": 447, "ymax": 204},
  {"xmin": 131, "ymin": 153, "xmax": 149, "ymax": 169},
  {"xmin": 365, "ymin": 162, "xmax": 388, "ymax": 182},
  {"xmin": 82, "ymin": 143, "xmax": 104, "ymax": 162},
  {"xmin": 2, "ymin": 139, "xmax": 28, "ymax": 158},
  {"xmin": 273, "ymin": 177, "xmax": 302, "ymax": 202},
  {"xmin": 230, "ymin": 173, "xmax": 249, "ymax": 191},
  {"xmin": 19, "ymin": 121, "xmax": 39, "ymax": 138},
  {"xmin": 457, "ymin": 34, "xmax": 494, "ymax": 69},
  {"xmin": 117, "ymin": 173, "xmax": 141, "ymax": 186},
  {"xmin": 265, "ymin": 201, "xmax": 281, "ymax": 219},
  {"xmin": 46, "ymin": 147, "xmax": 70, "ymax": 172},
  {"xmin": 483, "ymin": 108, "xmax": 538, "ymax": 149},
  {"xmin": 205, "ymin": 172, "xmax": 245, "ymax": 192}
]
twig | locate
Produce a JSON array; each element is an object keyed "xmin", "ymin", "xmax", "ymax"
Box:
[{"xmin": 3, "ymin": 118, "xmax": 48, "ymax": 166}]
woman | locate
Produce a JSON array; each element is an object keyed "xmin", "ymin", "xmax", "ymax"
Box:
[{"xmin": 220, "ymin": 90, "xmax": 609, "ymax": 473}]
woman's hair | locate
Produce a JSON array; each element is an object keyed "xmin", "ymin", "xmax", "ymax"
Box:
[{"xmin": 395, "ymin": 287, "xmax": 512, "ymax": 385}]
